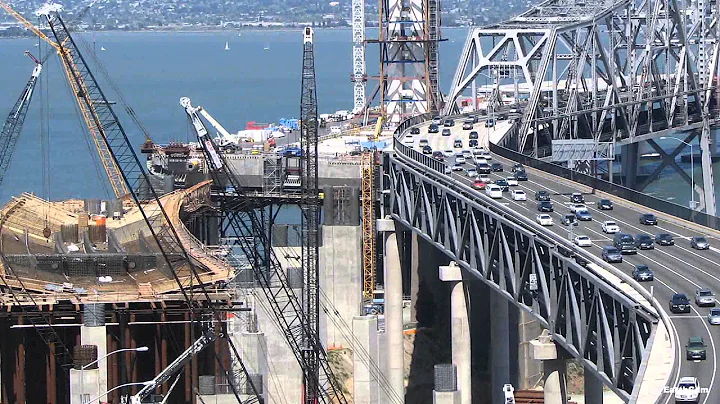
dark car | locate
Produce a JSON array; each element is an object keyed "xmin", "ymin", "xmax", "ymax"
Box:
[
  {"xmin": 469, "ymin": 131, "xmax": 479, "ymax": 139},
  {"xmin": 444, "ymin": 119, "xmax": 455, "ymax": 127},
  {"xmin": 570, "ymin": 193, "xmax": 584, "ymax": 203},
  {"xmin": 535, "ymin": 190, "xmax": 550, "ymax": 201},
  {"xmin": 575, "ymin": 210, "xmax": 592, "ymax": 221},
  {"xmin": 469, "ymin": 139, "xmax": 478, "ymax": 147},
  {"xmin": 613, "ymin": 233, "xmax": 637, "ymax": 254},
  {"xmin": 635, "ymin": 234, "xmax": 655, "ymax": 250},
  {"xmin": 432, "ymin": 151, "xmax": 444, "ymax": 161},
  {"xmin": 442, "ymin": 128, "xmax": 452, "ymax": 136},
  {"xmin": 477, "ymin": 163, "xmax": 492, "ymax": 174},
  {"xmin": 491, "ymin": 163, "xmax": 503, "ymax": 172},
  {"xmin": 598, "ymin": 199, "xmax": 613, "ymax": 210},
  {"xmin": 428, "ymin": 124, "xmax": 439, "ymax": 133},
  {"xmin": 453, "ymin": 139, "xmax": 463, "ymax": 148},
  {"xmin": 410, "ymin": 127, "xmax": 421, "ymax": 134},
  {"xmin": 602, "ymin": 246, "xmax": 623, "ymax": 263},
  {"xmin": 669, "ymin": 293, "xmax": 691, "ymax": 313},
  {"xmin": 422, "ymin": 145, "xmax": 432, "ymax": 154},
  {"xmin": 494, "ymin": 179, "xmax": 509, "ymax": 192},
  {"xmin": 639, "ymin": 213, "xmax": 657, "ymax": 225},
  {"xmin": 632, "ymin": 264, "xmax": 654, "ymax": 282},
  {"xmin": 514, "ymin": 170, "xmax": 528, "ymax": 181},
  {"xmin": 512, "ymin": 164, "xmax": 524, "ymax": 173},
  {"xmin": 561, "ymin": 214, "xmax": 577, "ymax": 226},
  {"xmin": 655, "ymin": 233, "xmax": 675, "ymax": 246},
  {"xmin": 537, "ymin": 201, "xmax": 554, "ymax": 212},
  {"xmin": 686, "ymin": 336, "xmax": 707, "ymax": 361},
  {"xmin": 691, "ymin": 236, "xmax": 710, "ymax": 250}
]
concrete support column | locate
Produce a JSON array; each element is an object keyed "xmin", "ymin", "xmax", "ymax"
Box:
[
  {"xmin": 490, "ymin": 291, "xmax": 511, "ymax": 402},
  {"xmin": 80, "ymin": 325, "xmax": 108, "ymax": 403},
  {"xmin": 378, "ymin": 218, "xmax": 404, "ymax": 403},
  {"xmin": 353, "ymin": 316, "xmax": 379, "ymax": 404},
  {"xmin": 584, "ymin": 367, "xmax": 604, "ymax": 404},
  {"xmin": 433, "ymin": 390, "xmax": 461, "ymax": 404},
  {"xmin": 621, "ymin": 143, "xmax": 639, "ymax": 189},
  {"xmin": 439, "ymin": 263, "xmax": 471, "ymax": 404},
  {"xmin": 531, "ymin": 330, "xmax": 567, "ymax": 404},
  {"xmin": 409, "ymin": 233, "xmax": 420, "ymax": 325},
  {"xmin": 240, "ymin": 331, "xmax": 268, "ymax": 403}
]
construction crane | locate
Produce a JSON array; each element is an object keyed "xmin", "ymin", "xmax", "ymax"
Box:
[
  {"xmin": 0, "ymin": 1, "xmax": 129, "ymax": 199},
  {"xmin": 360, "ymin": 151, "xmax": 375, "ymax": 302},
  {"xmin": 0, "ymin": 51, "xmax": 42, "ymax": 187},
  {"xmin": 181, "ymin": 94, "xmax": 347, "ymax": 404}
]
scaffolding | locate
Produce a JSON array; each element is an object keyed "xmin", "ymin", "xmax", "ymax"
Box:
[
  {"xmin": 262, "ymin": 155, "xmax": 283, "ymax": 195},
  {"xmin": 360, "ymin": 151, "xmax": 375, "ymax": 300}
]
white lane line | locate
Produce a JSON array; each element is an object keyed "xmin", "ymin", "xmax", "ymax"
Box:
[{"xmin": 668, "ymin": 315, "xmax": 705, "ymax": 319}]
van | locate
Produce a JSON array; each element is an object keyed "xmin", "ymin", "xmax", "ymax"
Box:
[{"xmin": 613, "ymin": 233, "xmax": 637, "ymax": 254}]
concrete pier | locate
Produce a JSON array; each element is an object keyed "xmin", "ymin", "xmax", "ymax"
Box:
[
  {"xmin": 439, "ymin": 263, "xmax": 471, "ymax": 404},
  {"xmin": 584, "ymin": 367, "xmax": 604, "ymax": 404},
  {"xmin": 380, "ymin": 217, "xmax": 405, "ymax": 403},
  {"xmin": 433, "ymin": 364, "xmax": 461, "ymax": 404},
  {"xmin": 530, "ymin": 330, "xmax": 567, "ymax": 404},
  {"xmin": 240, "ymin": 331, "xmax": 269, "ymax": 403},
  {"xmin": 490, "ymin": 292, "xmax": 511, "ymax": 402},
  {"xmin": 353, "ymin": 316, "xmax": 380, "ymax": 404}
]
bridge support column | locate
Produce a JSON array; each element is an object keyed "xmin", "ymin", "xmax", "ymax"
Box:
[
  {"xmin": 353, "ymin": 316, "xmax": 379, "ymax": 404},
  {"xmin": 410, "ymin": 232, "xmax": 420, "ymax": 324},
  {"xmin": 584, "ymin": 367, "xmax": 603, "ymax": 403},
  {"xmin": 439, "ymin": 262, "xmax": 471, "ymax": 404},
  {"xmin": 379, "ymin": 218, "xmax": 405, "ymax": 402},
  {"xmin": 432, "ymin": 364, "xmax": 461, "ymax": 404},
  {"xmin": 491, "ymin": 291, "xmax": 511, "ymax": 402},
  {"xmin": 530, "ymin": 330, "xmax": 567, "ymax": 404},
  {"xmin": 621, "ymin": 143, "xmax": 639, "ymax": 189}
]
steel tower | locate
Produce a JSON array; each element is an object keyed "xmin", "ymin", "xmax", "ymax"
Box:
[{"xmin": 351, "ymin": 0, "xmax": 367, "ymax": 113}]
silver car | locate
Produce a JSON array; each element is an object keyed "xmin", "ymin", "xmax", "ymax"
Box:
[
  {"xmin": 695, "ymin": 288, "xmax": 716, "ymax": 307},
  {"xmin": 708, "ymin": 308, "xmax": 720, "ymax": 325}
]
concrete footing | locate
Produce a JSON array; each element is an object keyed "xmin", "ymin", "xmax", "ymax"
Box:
[
  {"xmin": 439, "ymin": 263, "xmax": 471, "ymax": 404},
  {"xmin": 530, "ymin": 330, "xmax": 567, "ymax": 404},
  {"xmin": 433, "ymin": 390, "xmax": 462, "ymax": 404}
]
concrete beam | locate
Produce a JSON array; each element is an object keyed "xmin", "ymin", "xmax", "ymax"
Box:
[{"xmin": 439, "ymin": 262, "xmax": 471, "ymax": 404}]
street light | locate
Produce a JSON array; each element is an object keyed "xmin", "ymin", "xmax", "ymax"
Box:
[
  {"xmin": 84, "ymin": 381, "xmax": 154, "ymax": 404},
  {"xmin": 81, "ymin": 347, "xmax": 149, "ymax": 404},
  {"xmin": 660, "ymin": 136, "xmax": 695, "ymax": 209}
]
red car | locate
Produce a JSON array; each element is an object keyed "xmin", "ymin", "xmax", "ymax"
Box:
[{"xmin": 473, "ymin": 179, "xmax": 486, "ymax": 190}]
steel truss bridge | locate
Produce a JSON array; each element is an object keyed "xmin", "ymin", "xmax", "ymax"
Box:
[{"xmin": 444, "ymin": 0, "xmax": 720, "ymax": 215}]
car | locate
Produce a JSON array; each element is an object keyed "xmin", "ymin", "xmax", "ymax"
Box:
[
  {"xmin": 602, "ymin": 221, "xmax": 620, "ymax": 234},
  {"xmin": 561, "ymin": 214, "xmax": 577, "ymax": 226},
  {"xmin": 432, "ymin": 151, "xmax": 445, "ymax": 161},
  {"xmin": 494, "ymin": 179, "xmax": 510, "ymax": 191},
  {"xmin": 480, "ymin": 151, "xmax": 492, "ymax": 160},
  {"xmin": 568, "ymin": 204, "xmax": 586, "ymax": 213},
  {"xmin": 432, "ymin": 116, "xmax": 442, "ymax": 124},
  {"xmin": 402, "ymin": 135, "xmax": 414, "ymax": 144},
  {"xmin": 465, "ymin": 168, "xmax": 478, "ymax": 177},
  {"xmin": 455, "ymin": 154, "xmax": 466, "ymax": 164},
  {"xmin": 691, "ymin": 236, "xmax": 710, "ymax": 250},
  {"xmin": 442, "ymin": 128, "xmax": 452, "ymax": 136},
  {"xmin": 451, "ymin": 163, "xmax": 464, "ymax": 171},
  {"xmin": 469, "ymin": 131, "xmax": 479, "ymax": 139},
  {"xmin": 708, "ymin": 308, "xmax": 720, "ymax": 325},
  {"xmin": 491, "ymin": 162, "xmax": 503, "ymax": 172},
  {"xmin": 695, "ymin": 288, "xmax": 715, "ymax": 307},
  {"xmin": 453, "ymin": 139, "xmax": 463, "ymax": 148},
  {"xmin": 632, "ymin": 264, "xmax": 654, "ymax": 281},
  {"xmin": 469, "ymin": 139, "xmax": 478, "ymax": 147},
  {"xmin": 655, "ymin": 233, "xmax": 674, "ymax": 246},
  {"xmin": 574, "ymin": 235, "xmax": 592, "ymax": 247},
  {"xmin": 462, "ymin": 122, "xmax": 473, "ymax": 130},
  {"xmin": 478, "ymin": 174, "xmax": 492, "ymax": 183},
  {"xmin": 444, "ymin": 119, "xmax": 455, "ymax": 127},
  {"xmin": 443, "ymin": 149, "xmax": 454, "ymax": 157},
  {"xmin": 419, "ymin": 139, "xmax": 429, "ymax": 147},
  {"xmin": 486, "ymin": 185, "xmax": 503, "ymax": 199},
  {"xmin": 597, "ymin": 199, "xmax": 613, "ymax": 210},
  {"xmin": 669, "ymin": 293, "xmax": 691, "ymax": 313},
  {"xmin": 537, "ymin": 201, "xmax": 554, "ymax": 212},
  {"xmin": 535, "ymin": 190, "xmax": 550, "ymax": 201},
  {"xmin": 639, "ymin": 213, "xmax": 657, "ymax": 225},
  {"xmin": 410, "ymin": 127, "xmax": 421, "ymax": 135},
  {"xmin": 422, "ymin": 145, "xmax": 432, "ymax": 154},
  {"xmin": 674, "ymin": 377, "xmax": 700, "ymax": 402},
  {"xmin": 536, "ymin": 214, "xmax": 553, "ymax": 226},
  {"xmin": 477, "ymin": 163, "xmax": 492, "ymax": 174},
  {"xmin": 472, "ymin": 147, "xmax": 485, "ymax": 156},
  {"xmin": 444, "ymin": 165, "xmax": 452, "ymax": 175},
  {"xmin": 575, "ymin": 209, "xmax": 592, "ymax": 221},
  {"xmin": 428, "ymin": 124, "xmax": 440, "ymax": 133},
  {"xmin": 601, "ymin": 246, "xmax": 623, "ymax": 263},
  {"xmin": 570, "ymin": 193, "xmax": 584, "ymax": 203},
  {"xmin": 505, "ymin": 177, "xmax": 518, "ymax": 186},
  {"xmin": 485, "ymin": 119, "xmax": 496, "ymax": 127},
  {"xmin": 472, "ymin": 179, "xmax": 486, "ymax": 190},
  {"xmin": 685, "ymin": 337, "xmax": 707, "ymax": 361},
  {"xmin": 634, "ymin": 234, "xmax": 654, "ymax": 250},
  {"xmin": 511, "ymin": 190, "xmax": 526, "ymax": 201},
  {"xmin": 514, "ymin": 170, "xmax": 528, "ymax": 181},
  {"xmin": 613, "ymin": 233, "xmax": 637, "ymax": 254},
  {"xmin": 461, "ymin": 149, "xmax": 473, "ymax": 158},
  {"xmin": 512, "ymin": 163, "xmax": 525, "ymax": 173}
]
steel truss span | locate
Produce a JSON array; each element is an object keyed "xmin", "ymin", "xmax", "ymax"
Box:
[{"xmin": 387, "ymin": 154, "xmax": 656, "ymax": 401}]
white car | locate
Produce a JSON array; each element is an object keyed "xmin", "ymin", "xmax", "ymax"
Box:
[
  {"xmin": 506, "ymin": 177, "xmax": 518, "ymax": 186},
  {"xmin": 465, "ymin": 168, "xmax": 478, "ymax": 177},
  {"xmin": 574, "ymin": 235, "xmax": 592, "ymax": 247},
  {"xmin": 478, "ymin": 175, "xmax": 492, "ymax": 183},
  {"xmin": 451, "ymin": 164, "xmax": 464, "ymax": 171},
  {"xmin": 462, "ymin": 149, "xmax": 472, "ymax": 158},
  {"xmin": 444, "ymin": 165, "xmax": 452, "ymax": 175},
  {"xmin": 674, "ymin": 377, "xmax": 700, "ymax": 403},
  {"xmin": 536, "ymin": 214, "xmax": 553, "ymax": 226},
  {"xmin": 511, "ymin": 190, "xmax": 526, "ymax": 201},
  {"xmin": 481, "ymin": 151, "xmax": 492, "ymax": 160},
  {"xmin": 475, "ymin": 158, "xmax": 488, "ymax": 165},
  {"xmin": 569, "ymin": 204, "xmax": 587, "ymax": 213},
  {"xmin": 486, "ymin": 185, "xmax": 503, "ymax": 199},
  {"xmin": 443, "ymin": 149, "xmax": 454, "ymax": 157},
  {"xmin": 602, "ymin": 220, "xmax": 620, "ymax": 234},
  {"xmin": 472, "ymin": 147, "xmax": 485, "ymax": 156},
  {"xmin": 455, "ymin": 155, "xmax": 466, "ymax": 164},
  {"xmin": 402, "ymin": 135, "xmax": 414, "ymax": 144}
]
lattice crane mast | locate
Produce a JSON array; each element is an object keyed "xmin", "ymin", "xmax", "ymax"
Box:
[
  {"xmin": 0, "ymin": 1, "xmax": 129, "ymax": 199},
  {"xmin": 180, "ymin": 95, "xmax": 347, "ymax": 404}
]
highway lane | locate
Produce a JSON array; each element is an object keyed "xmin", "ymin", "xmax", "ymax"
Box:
[{"xmin": 400, "ymin": 118, "xmax": 720, "ymax": 403}]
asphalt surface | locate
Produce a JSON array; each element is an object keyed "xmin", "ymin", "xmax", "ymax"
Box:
[{"xmin": 400, "ymin": 118, "xmax": 720, "ymax": 404}]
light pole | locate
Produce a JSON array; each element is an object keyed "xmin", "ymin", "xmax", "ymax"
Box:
[
  {"xmin": 84, "ymin": 381, "xmax": 154, "ymax": 404},
  {"xmin": 660, "ymin": 136, "xmax": 695, "ymax": 209},
  {"xmin": 80, "ymin": 346, "xmax": 149, "ymax": 404}
]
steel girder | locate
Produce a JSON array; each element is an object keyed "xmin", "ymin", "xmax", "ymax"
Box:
[{"xmin": 386, "ymin": 151, "xmax": 656, "ymax": 401}]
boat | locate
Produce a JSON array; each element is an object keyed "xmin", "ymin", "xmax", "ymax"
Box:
[
  {"xmin": 224, "ymin": 41, "xmax": 229, "ymax": 51},
  {"xmin": 100, "ymin": 46, "xmax": 106, "ymax": 51},
  {"xmin": 264, "ymin": 45, "xmax": 270, "ymax": 51},
  {"xmin": 238, "ymin": 33, "xmax": 242, "ymax": 37}
]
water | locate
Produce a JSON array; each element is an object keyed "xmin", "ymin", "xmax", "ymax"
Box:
[{"xmin": 0, "ymin": 28, "xmax": 469, "ymax": 202}]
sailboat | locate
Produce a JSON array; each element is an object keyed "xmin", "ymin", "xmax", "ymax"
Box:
[
  {"xmin": 238, "ymin": 32, "xmax": 242, "ymax": 37},
  {"xmin": 263, "ymin": 44, "xmax": 270, "ymax": 51},
  {"xmin": 224, "ymin": 41, "xmax": 230, "ymax": 51},
  {"xmin": 100, "ymin": 46, "xmax": 106, "ymax": 51}
]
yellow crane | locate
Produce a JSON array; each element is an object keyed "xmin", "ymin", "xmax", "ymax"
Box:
[
  {"xmin": 360, "ymin": 115, "xmax": 383, "ymax": 301},
  {"xmin": 0, "ymin": 1, "xmax": 129, "ymax": 199}
]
